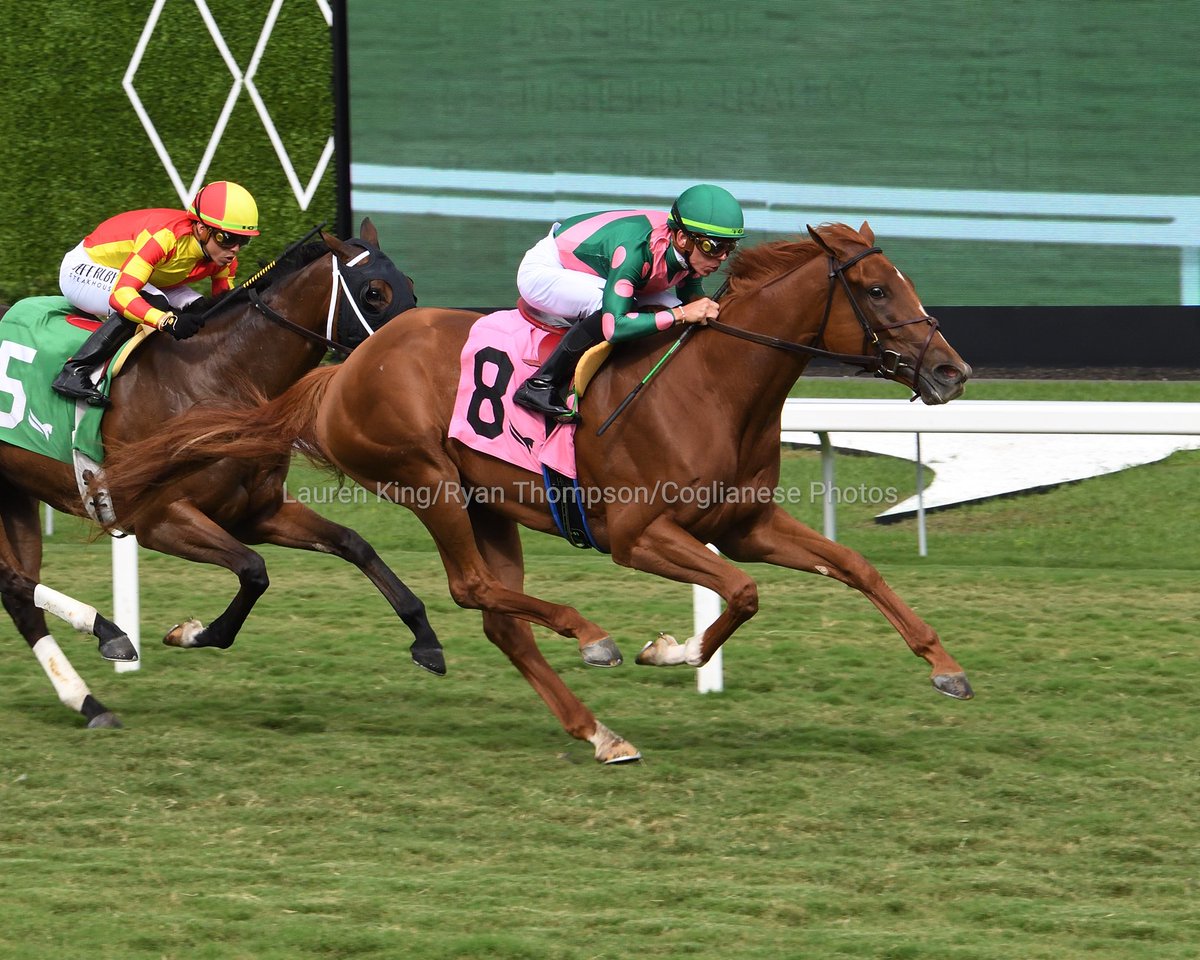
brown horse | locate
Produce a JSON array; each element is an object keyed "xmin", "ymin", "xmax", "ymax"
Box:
[
  {"xmin": 102, "ymin": 222, "xmax": 971, "ymax": 760},
  {"xmin": 0, "ymin": 219, "xmax": 441, "ymax": 728}
]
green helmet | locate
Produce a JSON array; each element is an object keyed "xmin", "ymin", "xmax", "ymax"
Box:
[{"xmin": 669, "ymin": 184, "xmax": 745, "ymax": 239}]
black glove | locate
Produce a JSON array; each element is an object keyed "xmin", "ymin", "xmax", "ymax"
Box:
[{"xmin": 158, "ymin": 311, "xmax": 202, "ymax": 341}]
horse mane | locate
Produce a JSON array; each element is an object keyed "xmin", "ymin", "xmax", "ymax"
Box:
[
  {"xmin": 722, "ymin": 224, "xmax": 859, "ymax": 298},
  {"xmin": 190, "ymin": 240, "xmax": 330, "ymax": 320}
]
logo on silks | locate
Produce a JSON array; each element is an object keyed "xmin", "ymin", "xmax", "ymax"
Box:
[
  {"xmin": 27, "ymin": 410, "xmax": 53, "ymax": 441},
  {"xmin": 125, "ymin": 0, "xmax": 335, "ymax": 209}
]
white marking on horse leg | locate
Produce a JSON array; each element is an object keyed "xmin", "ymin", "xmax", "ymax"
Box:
[
  {"xmin": 33, "ymin": 584, "xmax": 98, "ymax": 634},
  {"xmin": 636, "ymin": 633, "xmax": 689, "ymax": 666},
  {"xmin": 588, "ymin": 721, "xmax": 642, "ymax": 763},
  {"xmin": 163, "ymin": 618, "xmax": 207, "ymax": 648},
  {"xmin": 32, "ymin": 635, "xmax": 90, "ymax": 711},
  {"xmin": 815, "ymin": 564, "xmax": 829, "ymax": 575},
  {"xmin": 683, "ymin": 634, "xmax": 705, "ymax": 666}
]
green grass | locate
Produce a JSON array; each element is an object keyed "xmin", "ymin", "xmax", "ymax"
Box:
[{"xmin": 2, "ymin": 379, "xmax": 1199, "ymax": 958}]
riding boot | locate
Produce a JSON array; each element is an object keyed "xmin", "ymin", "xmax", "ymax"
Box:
[
  {"xmin": 513, "ymin": 311, "xmax": 605, "ymax": 421},
  {"xmin": 51, "ymin": 311, "xmax": 138, "ymax": 407}
]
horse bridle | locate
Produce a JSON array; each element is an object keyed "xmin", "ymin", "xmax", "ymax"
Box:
[
  {"xmin": 707, "ymin": 246, "xmax": 940, "ymax": 387},
  {"xmin": 246, "ymin": 240, "xmax": 411, "ymax": 358}
]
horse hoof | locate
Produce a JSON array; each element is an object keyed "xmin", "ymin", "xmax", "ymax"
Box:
[
  {"xmin": 932, "ymin": 672, "xmax": 974, "ymax": 700},
  {"xmin": 86, "ymin": 711, "xmax": 122, "ymax": 729},
  {"xmin": 635, "ymin": 633, "xmax": 682, "ymax": 666},
  {"xmin": 581, "ymin": 637, "xmax": 623, "ymax": 667},
  {"xmin": 98, "ymin": 634, "xmax": 138, "ymax": 662},
  {"xmin": 163, "ymin": 618, "xmax": 205, "ymax": 648},
  {"xmin": 411, "ymin": 646, "xmax": 447, "ymax": 677},
  {"xmin": 589, "ymin": 721, "xmax": 641, "ymax": 763}
]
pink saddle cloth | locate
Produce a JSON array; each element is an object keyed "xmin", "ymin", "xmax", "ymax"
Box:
[{"xmin": 448, "ymin": 309, "xmax": 578, "ymax": 478}]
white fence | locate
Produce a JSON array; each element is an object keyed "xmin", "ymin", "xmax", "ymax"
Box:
[{"xmin": 351, "ymin": 164, "xmax": 1200, "ymax": 304}]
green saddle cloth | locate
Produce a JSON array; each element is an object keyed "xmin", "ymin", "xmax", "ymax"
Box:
[{"xmin": 0, "ymin": 296, "xmax": 114, "ymax": 463}]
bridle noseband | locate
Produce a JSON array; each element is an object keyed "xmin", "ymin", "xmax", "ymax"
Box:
[{"xmin": 707, "ymin": 246, "xmax": 940, "ymax": 389}]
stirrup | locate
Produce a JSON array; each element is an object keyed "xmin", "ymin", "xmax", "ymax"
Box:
[{"xmin": 52, "ymin": 372, "xmax": 110, "ymax": 407}]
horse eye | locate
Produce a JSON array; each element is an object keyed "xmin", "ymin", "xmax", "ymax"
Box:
[
  {"xmin": 365, "ymin": 287, "xmax": 384, "ymax": 302},
  {"xmin": 868, "ymin": 286, "xmax": 886, "ymax": 300}
]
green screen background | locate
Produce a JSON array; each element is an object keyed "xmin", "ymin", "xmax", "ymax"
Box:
[{"xmin": 347, "ymin": 0, "xmax": 1199, "ymax": 308}]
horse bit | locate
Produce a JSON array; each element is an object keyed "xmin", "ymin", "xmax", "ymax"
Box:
[{"xmin": 707, "ymin": 246, "xmax": 940, "ymax": 390}]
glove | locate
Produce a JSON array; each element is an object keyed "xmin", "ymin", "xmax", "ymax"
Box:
[{"xmin": 158, "ymin": 311, "xmax": 202, "ymax": 341}]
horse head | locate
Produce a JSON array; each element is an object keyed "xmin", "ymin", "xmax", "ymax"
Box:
[
  {"xmin": 321, "ymin": 218, "xmax": 418, "ymax": 351},
  {"xmin": 803, "ymin": 221, "xmax": 971, "ymax": 404}
]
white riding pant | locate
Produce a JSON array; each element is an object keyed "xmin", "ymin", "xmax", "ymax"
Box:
[
  {"xmin": 59, "ymin": 242, "xmax": 200, "ymax": 319},
  {"xmin": 516, "ymin": 228, "xmax": 681, "ymax": 321}
]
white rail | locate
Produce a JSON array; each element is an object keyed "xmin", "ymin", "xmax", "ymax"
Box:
[{"xmin": 780, "ymin": 398, "xmax": 1200, "ymax": 435}]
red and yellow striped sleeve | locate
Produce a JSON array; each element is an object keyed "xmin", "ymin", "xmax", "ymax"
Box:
[
  {"xmin": 210, "ymin": 268, "xmax": 234, "ymax": 297},
  {"xmin": 109, "ymin": 226, "xmax": 179, "ymax": 327}
]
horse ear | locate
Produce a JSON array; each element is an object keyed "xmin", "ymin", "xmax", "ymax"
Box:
[
  {"xmin": 322, "ymin": 231, "xmax": 353, "ymax": 258},
  {"xmin": 359, "ymin": 217, "xmax": 379, "ymax": 246},
  {"xmin": 806, "ymin": 224, "xmax": 837, "ymax": 257},
  {"xmin": 859, "ymin": 220, "xmax": 875, "ymax": 245}
]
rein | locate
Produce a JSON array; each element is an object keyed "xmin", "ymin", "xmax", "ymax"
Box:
[
  {"xmin": 247, "ymin": 246, "xmax": 379, "ymax": 359},
  {"xmin": 709, "ymin": 246, "xmax": 939, "ymax": 386},
  {"xmin": 247, "ymin": 286, "xmax": 351, "ymax": 358}
]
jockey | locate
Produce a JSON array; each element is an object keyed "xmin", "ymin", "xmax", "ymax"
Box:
[
  {"xmin": 512, "ymin": 183, "xmax": 744, "ymax": 421},
  {"xmin": 52, "ymin": 180, "xmax": 260, "ymax": 407}
]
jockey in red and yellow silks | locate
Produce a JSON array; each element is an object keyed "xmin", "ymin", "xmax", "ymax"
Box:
[
  {"xmin": 79, "ymin": 209, "xmax": 236, "ymax": 328},
  {"xmin": 52, "ymin": 180, "xmax": 260, "ymax": 407},
  {"xmin": 512, "ymin": 183, "xmax": 745, "ymax": 422}
]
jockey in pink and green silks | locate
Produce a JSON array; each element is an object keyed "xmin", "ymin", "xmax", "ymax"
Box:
[{"xmin": 513, "ymin": 183, "xmax": 745, "ymax": 422}]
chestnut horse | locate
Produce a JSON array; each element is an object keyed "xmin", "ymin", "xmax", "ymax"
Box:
[
  {"xmin": 0, "ymin": 220, "xmax": 440, "ymax": 729},
  {"xmin": 102, "ymin": 222, "xmax": 971, "ymax": 760}
]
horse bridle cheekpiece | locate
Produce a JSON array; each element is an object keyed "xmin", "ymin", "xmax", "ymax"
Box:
[{"xmin": 708, "ymin": 245, "xmax": 940, "ymax": 392}]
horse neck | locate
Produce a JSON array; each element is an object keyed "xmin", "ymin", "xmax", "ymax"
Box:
[
  {"xmin": 706, "ymin": 260, "xmax": 831, "ymax": 412},
  {"xmin": 199, "ymin": 253, "xmax": 334, "ymax": 397}
]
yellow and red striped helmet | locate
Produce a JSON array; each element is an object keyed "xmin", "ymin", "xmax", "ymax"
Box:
[{"xmin": 187, "ymin": 181, "xmax": 260, "ymax": 236}]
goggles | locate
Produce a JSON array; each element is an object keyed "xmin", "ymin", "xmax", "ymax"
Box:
[
  {"xmin": 688, "ymin": 232, "xmax": 738, "ymax": 258},
  {"xmin": 210, "ymin": 228, "xmax": 250, "ymax": 251}
]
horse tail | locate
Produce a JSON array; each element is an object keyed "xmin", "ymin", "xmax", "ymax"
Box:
[{"xmin": 102, "ymin": 366, "xmax": 341, "ymax": 518}]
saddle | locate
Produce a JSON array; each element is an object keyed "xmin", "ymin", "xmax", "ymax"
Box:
[
  {"xmin": 448, "ymin": 306, "xmax": 610, "ymax": 550},
  {"xmin": 0, "ymin": 296, "xmax": 157, "ymax": 513},
  {"xmin": 516, "ymin": 297, "xmax": 614, "ymax": 399}
]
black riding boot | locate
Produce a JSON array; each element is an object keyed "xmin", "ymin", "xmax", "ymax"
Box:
[
  {"xmin": 51, "ymin": 312, "xmax": 137, "ymax": 407},
  {"xmin": 513, "ymin": 312, "xmax": 605, "ymax": 421}
]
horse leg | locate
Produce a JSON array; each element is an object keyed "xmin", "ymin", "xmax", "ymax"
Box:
[
  {"xmin": 0, "ymin": 492, "xmax": 125, "ymax": 726},
  {"xmin": 372, "ymin": 468, "xmax": 620, "ymax": 664},
  {"xmin": 610, "ymin": 515, "xmax": 761, "ymax": 668},
  {"xmin": 719, "ymin": 505, "xmax": 972, "ymax": 699},
  {"xmin": 133, "ymin": 503, "xmax": 271, "ymax": 650},
  {"xmin": 248, "ymin": 499, "xmax": 445, "ymax": 675},
  {"xmin": 470, "ymin": 506, "xmax": 640, "ymax": 763}
]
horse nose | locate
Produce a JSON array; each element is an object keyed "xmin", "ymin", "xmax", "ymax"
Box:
[{"xmin": 936, "ymin": 361, "xmax": 971, "ymax": 384}]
